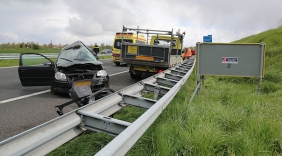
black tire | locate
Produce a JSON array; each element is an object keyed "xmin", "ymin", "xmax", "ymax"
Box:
[
  {"xmin": 115, "ymin": 62, "xmax": 120, "ymax": 66},
  {"xmin": 50, "ymin": 85, "xmax": 56, "ymax": 95},
  {"xmin": 130, "ymin": 72, "xmax": 142, "ymax": 79},
  {"xmin": 129, "ymin": 65, "xmax": 141, "ymax": 79}
]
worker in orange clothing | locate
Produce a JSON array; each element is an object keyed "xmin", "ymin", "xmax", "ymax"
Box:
[{"xmin": 182, "ymin": 47, "xmax": 192, "ymax": 60}]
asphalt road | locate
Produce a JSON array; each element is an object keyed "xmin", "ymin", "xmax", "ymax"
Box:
[{"xmin": 0, "ymin": 59, "xmax": 139, "ymax": 141}]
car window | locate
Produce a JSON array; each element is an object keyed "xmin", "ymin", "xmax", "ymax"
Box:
[
  {"xmin": 21, "ymin": 54, "xmax": 51, "ymax": 66},
  {"xmin": 57, "ymin": 46, "xmax": 97, "ymax": 65}
]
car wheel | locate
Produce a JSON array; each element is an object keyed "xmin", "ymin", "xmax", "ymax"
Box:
[
  {"xmin": 115, "ymin": 62, "xmax": 120, "ymax": 66},
  {"xmin": 51, "ymin": 85, "xmax": 57, "ymax": 95}
]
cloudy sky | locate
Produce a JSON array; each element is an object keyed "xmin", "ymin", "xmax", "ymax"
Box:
[{"xmin": 0, "ymin": 0, "xmax": 281, "ymax": 47}]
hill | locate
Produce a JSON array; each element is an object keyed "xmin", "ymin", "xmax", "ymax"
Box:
[{"xmin": 233, "ymin": 26, "xmax": 282, "ymax": 90}]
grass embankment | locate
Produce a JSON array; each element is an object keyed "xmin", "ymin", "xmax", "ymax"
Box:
[{"xmin": 50, "ymin": 27, "xmax": 281, "ymax": 155}]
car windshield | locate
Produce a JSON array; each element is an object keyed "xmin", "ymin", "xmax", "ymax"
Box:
[{"xmin": 57, "ymin": 45, "xmax": 97, "ymax": 65}]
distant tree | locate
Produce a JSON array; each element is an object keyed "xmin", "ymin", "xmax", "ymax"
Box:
[
  {"xmin": 48, "ymin": 42, "xmax": 53, "ymax": 48},
  {"xmin": 58, "ymin": 43, "xmax": 62, "ymax": 49},
  {"xmin": 98, "ymin": 43, "xmax": 112, "ymax": 50},
  {"xmin": 42, "ymin": 44, "xmax": 47, "ymax": 49},
  {"xmin": 32, "ymin": 43, "xmax": 40, "ymax": 50},
  {"xmin": 20, "ymin": 42, "xmax": 24, "ymax": 48},
  {"xmin": 16, "ymin": 42, "xmax": 21, "ymax": 48},
  {"xmin": 11, "ymin": 42, "xmax": 15, "ymax": 48},
  {"xmin": 105, "ymin": 44, "xmax": 112, "ymax": 49},
  {"xmin": 100, "ymin": 43, "xmax": 105, "ymax": 50}
]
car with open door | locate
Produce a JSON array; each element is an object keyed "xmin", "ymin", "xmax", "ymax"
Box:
[{"xmin": 18, "ymin": 41, "xmax": 110, "ymax": 95}]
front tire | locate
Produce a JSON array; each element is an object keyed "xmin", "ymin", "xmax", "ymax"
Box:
[
  {"xmin": 51, "ymin": 85, "xmax": 57, "ymax": 95},
  {"xmin": 115, "ymin": 62, "xmax": 120, "ymax": 66}
]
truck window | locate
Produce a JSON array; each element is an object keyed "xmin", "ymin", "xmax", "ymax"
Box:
[
  {"xmin": 114, "ymin": 39, "xmax": 133, "ymax": 49},
  {"xmin": 136, "ymin": 40, "xmax": 146, "ymax": 44},
  {"xmin": 156, "ymin": 39, "xmax": 176, "ymax": 46}
]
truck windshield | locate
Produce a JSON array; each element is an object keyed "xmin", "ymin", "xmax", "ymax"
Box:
[
  {"xmin": 155, "ymin": 39, "xmax": 176, "ymax": 46},
  {"xmin": 114, "ymin": 39, "xmax": 133, "ymax": 49}
]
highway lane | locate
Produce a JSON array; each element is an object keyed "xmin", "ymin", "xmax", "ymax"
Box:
[{"xmin": 0, "ymin": 59, "xmax": 140, "ymax": 141}]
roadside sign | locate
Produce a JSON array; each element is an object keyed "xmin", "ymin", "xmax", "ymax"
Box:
[
  {"xmin": 196, "ymin": 42, "xmax": 266, "ymax": 95},
  {"xmin": 196, "ymin": 42, "xmax": 265, "ymax": 77},
  {"xmin": 203, "ymin": 35, "xmax": 212, "ymax": 42}
]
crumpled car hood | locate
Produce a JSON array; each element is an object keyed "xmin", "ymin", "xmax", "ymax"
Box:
[{"xmin": 56, "ymin": 60, "xmax": 103, "ymax": 68}]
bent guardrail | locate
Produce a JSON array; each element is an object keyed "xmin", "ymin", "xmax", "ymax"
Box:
[{"xmin": 0, "ymin": 58, "xmax": 195, "ymax": 156}]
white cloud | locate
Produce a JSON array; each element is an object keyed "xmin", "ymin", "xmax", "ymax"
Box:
[{"xmin": 0, "ymin": 0, "xmax": 281, "ymax": 47}]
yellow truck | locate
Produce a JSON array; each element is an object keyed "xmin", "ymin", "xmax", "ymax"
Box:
[
  {"xmin": 120, "ymin": 26, "xmax": 185, "ymax": 79},
  {"xmin": 112, "ymin": 32, "xmax": 146, "ymax": 66}
]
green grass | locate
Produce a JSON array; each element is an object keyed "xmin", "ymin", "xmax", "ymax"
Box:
[
  {"xmin": 0, "ymin": 59, "xmax": 20, "ymax": 67},
  {"xmin": 47, "ymin": 26, "xmax": 282, "ymax": 155},
  {"xmin": 97, "ymin": 55, "xmax": 112, "ymax": 60}
]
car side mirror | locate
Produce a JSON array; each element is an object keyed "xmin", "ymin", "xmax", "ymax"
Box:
[{"xmin": 44, "ymin": 62, "xmax": 54, "ymax": 67}]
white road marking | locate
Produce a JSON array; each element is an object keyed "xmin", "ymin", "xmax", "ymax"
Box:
[
  {"xmin": 0, "ymin": 90, "xmax": 50, "ymax": 104},
  {"xmin": 109, "ymin": 70, "xmax": 128, "ymax": 76},
  {"xmin": 0, "ymin": 70, "xmax": 129, "ymax": 104}
]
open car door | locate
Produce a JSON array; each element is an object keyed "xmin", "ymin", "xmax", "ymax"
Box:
[{"xmin": 18, "ymin": 53, "xmax": 55, "ymax": 86}]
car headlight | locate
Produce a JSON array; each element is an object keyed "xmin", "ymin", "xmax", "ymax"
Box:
[
  {"xmin": 97, "ymin": 70, "xmax": 107, "ymax": 77},
  {"xmin": 55, "ymin": 72, "xmax": 66, "ymax": 80}
]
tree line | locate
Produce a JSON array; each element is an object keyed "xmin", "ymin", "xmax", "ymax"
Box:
[{"xmin": 0, "ymin": 42, "xmax": 112, "ymax": 50}]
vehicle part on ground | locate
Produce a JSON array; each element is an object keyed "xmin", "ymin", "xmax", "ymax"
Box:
[
  {"xmin": 0, "ymin": 58, "xmax": 195, "ymax": 156},
  {"xmin": 55, "ymin": 84, "xmax": 115, "ymax": 116}
]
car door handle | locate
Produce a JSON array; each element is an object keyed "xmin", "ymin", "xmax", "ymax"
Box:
[{"xmin": 19, "ymin": 69, "xmax": 25, "ymax": 72}]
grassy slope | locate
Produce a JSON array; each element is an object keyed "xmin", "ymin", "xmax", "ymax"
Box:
[{"xmin": 48, "ymin": 27, "xmax": 282, "ymax": 155}]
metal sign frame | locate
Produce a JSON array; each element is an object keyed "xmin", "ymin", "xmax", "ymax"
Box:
[{"xmin": 196, "ymin": 42, "xmax": 266, "ymax": 95}]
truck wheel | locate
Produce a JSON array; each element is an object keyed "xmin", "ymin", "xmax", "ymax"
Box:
[
  {"xmin": 115, "ymin": 62, "xmax": 120, "ymax": 66},
  {"xmin": 130, "ymin": 72, "xmax": 142, "ymax": 79}
]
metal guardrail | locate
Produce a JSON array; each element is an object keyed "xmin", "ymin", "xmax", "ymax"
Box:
[
  {"xmin": 0, "ymin": 53, "xmax": 110, "ymax": 60},
  {"xmin": 0, "ymin": 58, "xmax": 195, "ymax": 156},
  {"xmin": 0, "ymin": 54, "xmax": 58, "ymax": 60}
]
